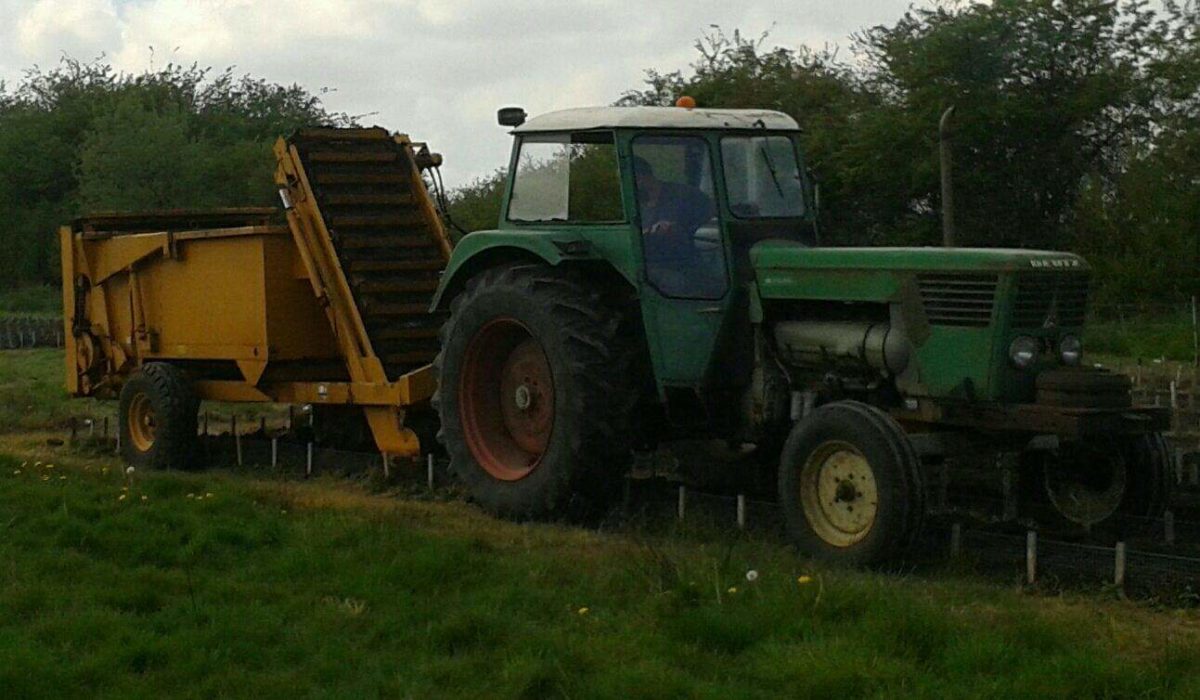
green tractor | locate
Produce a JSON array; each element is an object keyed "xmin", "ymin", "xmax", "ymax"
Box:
[{"xmin": 430, "ymin": 103, "xmax": 1171, "ymax": 565}]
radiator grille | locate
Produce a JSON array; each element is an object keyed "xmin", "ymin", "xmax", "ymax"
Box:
[
  {"xmin": 918, "ymin": 273, "xmax": 999, "ymax": 327},
  {"xmin": 1012, "ymin": 272, "xmax": 1089, "ymax": 329}
]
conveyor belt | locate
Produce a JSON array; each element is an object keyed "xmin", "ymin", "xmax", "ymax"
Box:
[{"xmin": 286, "ymin": 128, "xmax": 451, "ymax": 381}]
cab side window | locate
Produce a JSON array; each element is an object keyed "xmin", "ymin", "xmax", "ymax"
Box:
[{"xmin": 632, "ymin": 136, "xmax": 727, "ymax": 300}]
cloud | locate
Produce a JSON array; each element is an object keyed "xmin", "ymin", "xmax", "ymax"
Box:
[
  {"xmin": 1, "ymin": 0, "xmax": 915, "ymax": 186},
  {"xmin": 13, "ymin": 0, "xmax": 120, "ymax": 61}
]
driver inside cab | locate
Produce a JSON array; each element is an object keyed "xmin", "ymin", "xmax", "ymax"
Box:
[{"xmin": 633, "ymin": 155, "xmax": 724, "ymax": 298}]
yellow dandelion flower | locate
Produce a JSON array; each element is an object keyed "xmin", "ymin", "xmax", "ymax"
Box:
[
  {"xmin": 577, "ymin": 607, "xmax": 589, "ymax": 615},
  {"xmin": 204, "ymin": 492, "xmax": 214, "ymax": 499},
  {"xmin": 186, "ymin": 493, "xmax": 195, "ymax": 499},
  {"xmin": 34, "ymin": 461, "xmax": 42, "ymax": 467},
  {"xmin": 45, "ymin": 464, "xmax": 54, "ymax": 469},
  {"xmin": 797, "ymin": 575, "xmax": 813, "ymax": 585},
  {"xmin": 59, "ymin": 476, "xmax": 66, "ymax": 480},
  {"xmin": 118, "ymin": 494, "xmax": 127, "ymax": 501},
  {"xmin": 20, "ymin": 461, "xmax": 27, "ymax": 468},
  {"xmin": 140, "ymin": 495, "xmax": 148, "ymax": 501},
  {"xmin": 41, "ymin": 475, "xmax": 49, "ymax": 481},
  {"xmin": 727, "ymin": 586, "xmax": 739, "ymax": 594}
]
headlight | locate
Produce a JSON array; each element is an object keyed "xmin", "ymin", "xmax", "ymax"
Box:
[
  {"xmin": 1009, "ymin": 336, "xmax": 1040, "ymax": 369},
  {"xmin": 1059, "ymin": 335, "xmax": 1082, "ymax": 365}
]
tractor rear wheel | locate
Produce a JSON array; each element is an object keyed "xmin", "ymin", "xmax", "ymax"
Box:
[
  {"xmin": 434, "ymin": 265, "xmax": 634, "ymax": 518},
  {"xmin": 778, "ymin": 401, "xmax": 924, "ymax": 566},
  {"xmin": 118, "ymin": 362, "xmax": 199, "ymax": 470}
]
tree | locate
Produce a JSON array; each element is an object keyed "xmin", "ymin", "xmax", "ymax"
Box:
[{"xmin": 0, "ymin": 58, "xmax": 350, "ymax": 287}]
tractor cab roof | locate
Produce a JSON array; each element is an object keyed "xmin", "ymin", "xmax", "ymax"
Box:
[{"xmin": 512, "ymin": 106, "xmax": 800, "ymax": 133}]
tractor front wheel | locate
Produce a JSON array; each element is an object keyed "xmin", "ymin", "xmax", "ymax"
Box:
[
  {"xmin": 435, "ymin": 265, "xmax": 634, "ymax": 518},
  {"xmin": 778, "ymin": 401, "xmax": 924, "ymax": 566},
  {"xmin": 118, "ymin": 362, "xmax": 199, "ymax": 469}
]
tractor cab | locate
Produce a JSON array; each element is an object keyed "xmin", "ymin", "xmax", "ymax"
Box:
[{"xmin": 488, "ymin": 105, "xmax": 817, "ymax": 422}]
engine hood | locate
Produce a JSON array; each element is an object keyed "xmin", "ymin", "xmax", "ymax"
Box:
[
  {"xmin": 751, "ymin": 240, "xmax": 1089, "ymax": 274},
  {"xmin": 751, "ymin": 240, "xmax": 1088, "ymax": 303}
]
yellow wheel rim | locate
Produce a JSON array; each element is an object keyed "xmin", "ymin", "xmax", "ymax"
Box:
[
  {"xmin": 127, "ymin": 393, "xmax": 157, "ymax": 453},
  {"xmin": 799, "ymin": 440, "xmax": 879, "ymax": 548}
]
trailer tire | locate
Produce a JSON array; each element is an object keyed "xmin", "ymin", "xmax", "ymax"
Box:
[
  {"xmin": 434, "ymin": 264, "xmax": 634, "ymax": 519},
  {"xmin": 778, "ymin": 401, "xmax": 924, "ymax": 567},
  {"xmin": 119, "ymin": 362, "xmax": 199, "ymax": 470}
]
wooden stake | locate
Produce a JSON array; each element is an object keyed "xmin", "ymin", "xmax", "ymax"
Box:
[
  {"xmin": 271, "ymin": 437, "xmax": 278, "ymax": 468},
  {"xmin": 233, "ymin": 415, "xmax": 242, "ymax": 466},
  {"xmin": 950, "ymin": 522, "xmax": 962, "ymax": 558},
  {"xmin": 736, "ymin": 494, "xmax": 746, "ymax": 530},
  {"xmin": 1164, "ymin": 510, "xmax": 1175, "ymax": 546},
  {"xmin": 306, "ymin": 442, "xmax": 313, "ymax": 477},
  {"xmin": 1026, "ymin": 530, "xmax": 1037, "ymax": 585},
  {"xmin": 1114, "ymin": 541, "xmax": 1127, "ymax": 590},
  {"xmin": 381, "ymin": 453, "xmax": 390, "ymax": 479},
  {"xmin": 427, "ymin": 453, "xmax": 435, "ymax": 491},
  {"xmin": 677, "ymin": 485, "xmax": 686, "ymax": 521}
]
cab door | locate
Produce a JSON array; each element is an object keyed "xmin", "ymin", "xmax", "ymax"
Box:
[{"xmin": 627, "ymin": 133, "xmax": 735, "ymax": 404}]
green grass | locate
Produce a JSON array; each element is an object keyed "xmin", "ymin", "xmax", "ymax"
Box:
[
  {"xmin": 1086, "ymin": 312, "xmax": 1197, "ymax": 363},
  {"xmin": 2, "ymin": 447, "xmax": 1198, "ymax": 699},
  {"xmin": 0, "ymin": 284, "xmax": 61, "ymax": 317},
  {"xmin": 2, "ymin": 349, "xmax": 1199, "ymax": 697},
  {"xmin": 0, "ymin": 349, "xmax": 112, "ymax": 433}
]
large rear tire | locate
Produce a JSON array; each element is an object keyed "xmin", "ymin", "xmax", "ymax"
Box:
[
  {"xmin": 434, "ymin": 265, "xmax": 634, "ymax": 518},
  {"xmin": 118, "ymin": 362, "xmax": 199, "ymax": 470},
  {"xmin": 778, "ymin": 401, "xmax": 924, "ymax": 566}
]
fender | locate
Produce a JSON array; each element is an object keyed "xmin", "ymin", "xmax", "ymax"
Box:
[{"xmin": 430, "ymin": 229, "xmax": 603, "ymax": 310}]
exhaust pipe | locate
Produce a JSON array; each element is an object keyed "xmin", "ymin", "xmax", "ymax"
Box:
[{"xmin": 939, "ymin": 105, "xmax": 956, "ymax": 247}]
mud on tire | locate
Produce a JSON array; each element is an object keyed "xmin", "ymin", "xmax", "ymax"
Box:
[{"xmin": 433, "ymin": 264, "xmax": 636, "ymax": 518}]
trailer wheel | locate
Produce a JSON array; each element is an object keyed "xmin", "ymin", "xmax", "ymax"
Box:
[
  {"xmin": 119, "ymin": 362, "xmax": 199, "ymax": 470},
  {"xmin": 778, "ymin": 401, "xmax": 924, "ymax": 566},
  {"xmin": 434, "ymin": 264, "xmax": 634, "ymax": 518},
  {"xmin": 1025, "ymin": 433, "xmax": 1171, "ymax": 530}
]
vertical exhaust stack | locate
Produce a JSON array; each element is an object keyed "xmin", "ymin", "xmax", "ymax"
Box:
[{"xmin": 939, "ymin": 106, "xmax": 956, "ymax": 247}]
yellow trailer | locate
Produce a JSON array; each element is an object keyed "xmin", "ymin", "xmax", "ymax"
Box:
[{"xmin": 61, "ymin": 128, "xmax": 453, "ymax": 467}]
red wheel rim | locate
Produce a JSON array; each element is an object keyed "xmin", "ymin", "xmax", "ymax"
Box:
[{"xmin": 459, "ymin": 318, "xmax": 555, "ymax": 481}]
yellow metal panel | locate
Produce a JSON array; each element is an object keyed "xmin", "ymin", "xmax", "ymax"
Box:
[
  {"xmin": 261, "ymin": 235, "xmax": 340, "ymax": 361},
  {"xmin": 137, "ymin": 236, "xmax": 268, "ymax": 359},
  {"xmin": 60, "ymin": 226, "xmax": 79, "ymax": 396}
]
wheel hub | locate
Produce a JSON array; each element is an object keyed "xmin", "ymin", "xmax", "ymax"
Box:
[
  {"xmin": 800, "ymin": 441, "xmax": 879, "ymax": 547},
  {"xmin": 1044, "ymin": 448, "xmax": 1127, "ymax": 527},
  {"xmin": 127, "ymin": 393, "xmax": 157, "ymax": 453},
  {"xmin": 459, "ymin": 318, "xmax": 555, "ymax": 481}
]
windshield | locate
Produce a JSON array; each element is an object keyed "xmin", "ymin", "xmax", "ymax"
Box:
[
  {"xmin": 507, "ymin": 132, "xmax": 623, "ymax": 223},
  {"xmin": 720, "ymin": 135, "xmax": 805, "ymax": 218}
]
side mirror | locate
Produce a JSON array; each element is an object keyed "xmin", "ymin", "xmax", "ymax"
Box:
[{"xmin": 497, "ymin": 107, "xmax": 527, "ymax": 128}]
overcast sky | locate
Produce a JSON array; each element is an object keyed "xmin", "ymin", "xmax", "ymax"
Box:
[{"xmin": 0, "ymin": 0, "xmax": 917, "ymax": 187}]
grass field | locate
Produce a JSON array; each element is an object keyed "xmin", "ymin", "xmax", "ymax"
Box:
[{"xmin": 3, "ymin": 349, "xmax": 1200, "ymax": 698}]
